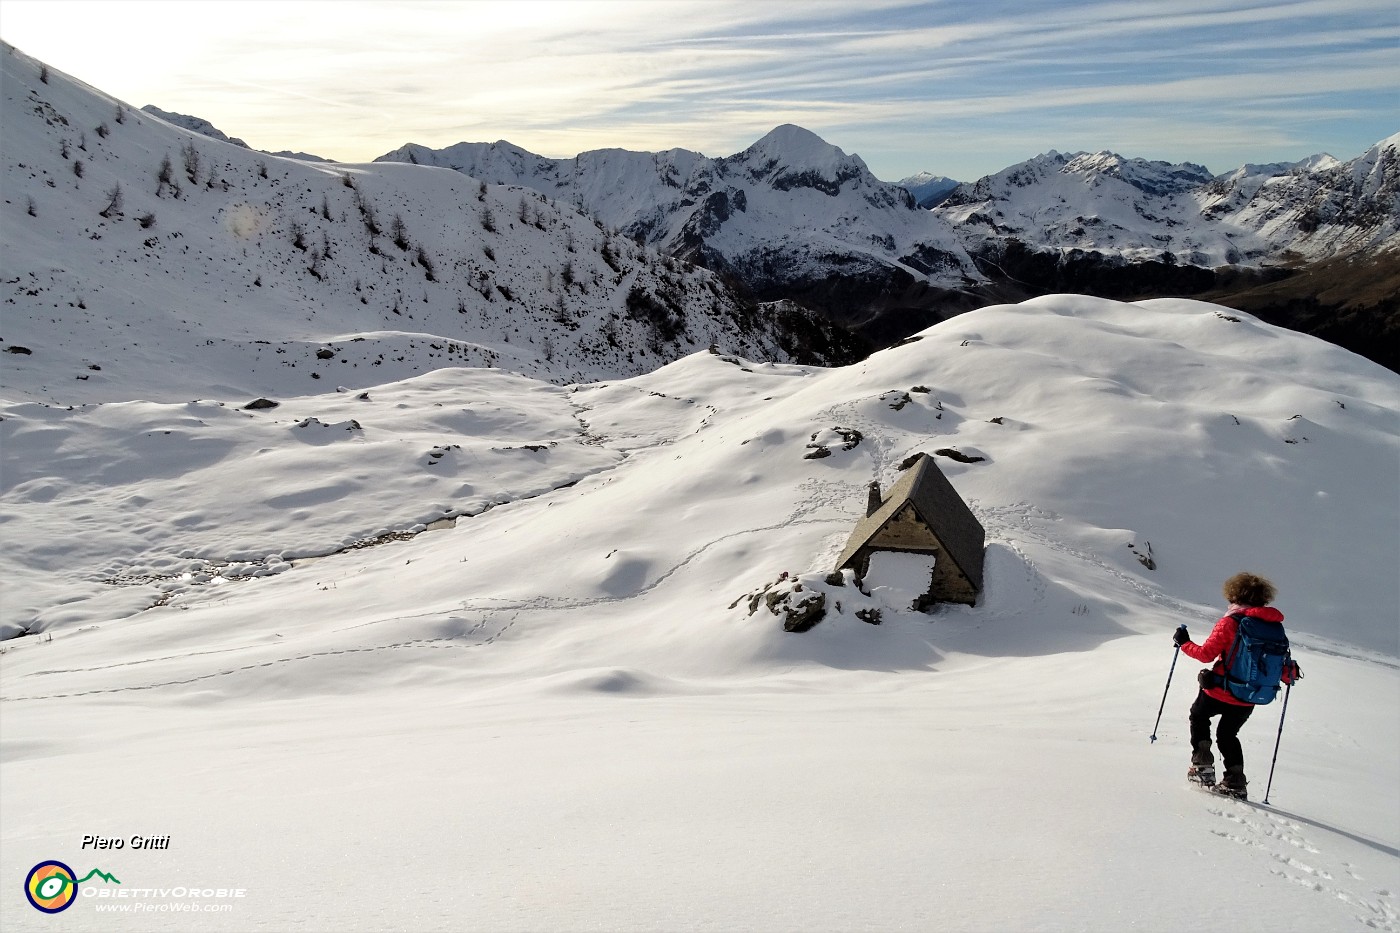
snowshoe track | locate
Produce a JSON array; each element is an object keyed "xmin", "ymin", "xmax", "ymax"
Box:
[{"xmin": 1207, "ymin": 804, "xmax": 1398, "ymax": 930}]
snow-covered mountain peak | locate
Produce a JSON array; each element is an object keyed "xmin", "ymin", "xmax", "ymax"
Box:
[
  {"xmin": 896, "ymin": 171, "xmax": 961, "ymax": 208},
  {"xmin": 1063, "ymin": 150, "xmax": 1214, "ymax": 196},
  {"xmin": 1214, "ymin": 153, "xmax": 1337, "ymax": 187},
  {"xmin": 373, "ymin": 124, "xmax": 975, "ymax": 334},
  {"xmin": 939, "ymin": 133, "xmax": 1399, "ymax": 268},
  {"xmin": 140, "ymin": 104, "xmax": 250, "ymax": 149},
  {"xmin": 737, "ymin": 124, "xmax": 862, "ymax": 172},
  {"xmin": 718, "ymin": 124, "xmax": 883, "ymax": 200}
]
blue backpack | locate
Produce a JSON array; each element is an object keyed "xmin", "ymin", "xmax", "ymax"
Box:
[{"xmin": 1220, "ymin": 614, "xmax": 1292, "ymax": 705}]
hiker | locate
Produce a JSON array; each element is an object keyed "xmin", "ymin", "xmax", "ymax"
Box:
[{"xmin": 1173, "ymin": 572, "xmax": 1298, "ymax": 798}]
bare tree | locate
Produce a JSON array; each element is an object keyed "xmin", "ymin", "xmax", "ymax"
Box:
[
  {"xmin": 156, "ymin": 154, "xmax": 174, "ymax": 196},
  {"xmin": 391, "ymin": 213, "xmax": 410, "ymax": 251},
  {"xmin": 353, "ymin": 188, "xmax": 380, "ymax": 235},
  {"xmin": 181, "ymin": 141, "xmax": 201, "ymax": 184},
  {"xmin": 416, "ymin": 246, "xmax": 436, "ymax": 281},
  {"xmin": 98, "ymin": 183, "xmax": 123, "ymax": 218}
]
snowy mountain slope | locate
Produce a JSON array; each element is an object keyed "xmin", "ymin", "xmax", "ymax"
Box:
[
  {"xmin": 1198, "ymin": 133, "xmax": 1400, "ymax": 259},
  {"xmin": 138, "ymin": 105, "xmax": 332, "ymax": 163},
  {"xmin": 8, "ymin": 293, "xmax": 1393, "ymax": 654},
  {"xmin": 0, "ymin": 44, "xmax": 853, "ymax": 406},
  {"xmin": 938, "ymin": 138, "xmax": 1400, "ymax": 267},
  {"xmin": 897, "ymin": 170, "xmax": 960, "ymax": 208},
  {"xmin": 138, "ymin": 105, "xmax": 250, "ymax": 149},
  {"xmin": 376, "ymin": 125, "xmax": 982, "ymax": 329},
  {"xmin": 2, "ymin": 295, "xmax": 1397, "ymax": 931}
]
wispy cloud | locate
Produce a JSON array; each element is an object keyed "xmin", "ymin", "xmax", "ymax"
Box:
[{"xmin": 1, "ymin": 0, "xmax": 1394, "ymax": 180}]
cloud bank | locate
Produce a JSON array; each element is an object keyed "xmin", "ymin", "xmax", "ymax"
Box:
[{"xmin": 2, "ymin": 0, "xmax": 1396, "ymax": 179}]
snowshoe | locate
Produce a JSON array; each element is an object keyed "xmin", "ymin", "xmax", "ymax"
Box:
[
  {"xmin": 1215, "ymin": 768, "xmax": 1248, "ymax": 800},
  {"xmin": 1211, "ymin": 782, "xmax": 1247, "ymax": 800},
  {"xmin": 1187, "ymin": 764, "xmax": 1216, "ymax": 787}
]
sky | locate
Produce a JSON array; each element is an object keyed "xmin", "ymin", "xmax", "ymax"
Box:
[{"xmin": 1, "ymin": 0, "xmax": 1397, "ymax": 181}]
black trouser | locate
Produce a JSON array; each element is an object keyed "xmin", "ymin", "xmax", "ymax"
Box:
[{"xmin": 1189, "ymin": 690, "xmax": 1254, "ymax": 771}]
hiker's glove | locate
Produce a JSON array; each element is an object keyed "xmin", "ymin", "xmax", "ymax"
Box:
[
  {"xmin": 1283, "ymin": 660, "xmax": 1303, "ymax": 683},
  {"xmin": 1173, "ymin": 626, "xmax": 1189, "ymax": 647}
]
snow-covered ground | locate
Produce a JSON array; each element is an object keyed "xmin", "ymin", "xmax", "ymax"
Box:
[{"xmin": 3, "ymin": 292, "xmax": 1398, "ymax": 931}]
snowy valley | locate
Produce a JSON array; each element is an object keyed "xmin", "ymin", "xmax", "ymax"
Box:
[{"xmin": 2, "ymin": 45, "xmax": 1399, "ymax": 933}]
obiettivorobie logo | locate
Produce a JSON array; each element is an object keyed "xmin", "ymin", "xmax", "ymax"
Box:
[{"xmin": 24, "ymin": 860, "xmax": 121, "ymax": 913}]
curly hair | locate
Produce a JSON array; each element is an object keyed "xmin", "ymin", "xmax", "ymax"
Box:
[{"xmin": 1223, "ymin": 572, "xmax": 1276, "ymax": 607}]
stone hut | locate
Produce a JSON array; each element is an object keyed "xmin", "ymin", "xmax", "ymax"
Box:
[{"xmin": 835, "ymin": 453, "xmax": 985, "ymax": 607}]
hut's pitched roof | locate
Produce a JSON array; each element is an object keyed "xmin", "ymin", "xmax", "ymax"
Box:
[{"xmin": 836, "ymin": 454, "xmax": 985, "ymax": 591}]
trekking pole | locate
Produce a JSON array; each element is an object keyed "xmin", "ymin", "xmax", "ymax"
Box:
[
  {"xmin": 1262, "ymin": 680, "xmax": 1293, "ymax": 805},
  {"xmin": 1150, "ymin": 625, "xmax": 1189, "ymax": 743}
]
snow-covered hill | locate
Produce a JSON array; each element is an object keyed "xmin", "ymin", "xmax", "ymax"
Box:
[
  {"xmin": 3, "ymin": 291, "xmax": 1397, "ymax": 930},
  {"xmin": 376, "ymin": 125, "xmax": 981, "ymax": 329},
  {"xmin": 0, "ymin": 44, "xmax": 854, "ymax": 406},
  {"xmin": 938, "ymin": 137, "xmax": 1400, "ymax": 266}
]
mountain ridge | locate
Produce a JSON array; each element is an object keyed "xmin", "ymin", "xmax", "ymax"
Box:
[
  {"xmin": 9, "ymin": 42, "xmax": 1396, "ymax": 370},
  {"xmin": 0, "ymin": 43, "xmax": 859, "ymax": 406},
  {"xmin": 375, "ymin": 126, "xmax": 1397, "ymax": 364}
]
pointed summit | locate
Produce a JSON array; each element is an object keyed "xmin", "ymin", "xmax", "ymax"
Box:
[
  {"xmin": 737, "ymin": 124, "xmax": 868, "ymax": 176},
  {"xmin": 724, "ymin": 124, "xmax": 881, "ymax": 200}
]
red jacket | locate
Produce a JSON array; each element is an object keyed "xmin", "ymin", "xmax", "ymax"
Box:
[{"xmin": 1181, "ymin": 605, "xmax": 1287, "ymax": 706}]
